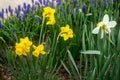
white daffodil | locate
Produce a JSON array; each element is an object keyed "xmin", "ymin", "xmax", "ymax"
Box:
[{"xmin": 92, "ymin": 14, "xmax": 117, "ymax": 39}]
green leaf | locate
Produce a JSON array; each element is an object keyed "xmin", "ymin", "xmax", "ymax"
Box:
[
  {"xmin": 0, "ymin": 37, "xmax": 6, "ymax": 43},
  {"xmin": 81, "ymin": 50, "xmax": 100, "ymax": 55},
  {"xmin": 61, "ymin": 60, "xmax": 71, "ymax": 77},
  {"xmin": 67, "ymin": 50, "xmax": 81, "ymax": 79}
]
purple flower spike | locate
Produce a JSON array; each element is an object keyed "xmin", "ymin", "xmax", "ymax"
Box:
[
  {"xmin": 73, "ymin": 0, "xmax": 77, "ymax": 3},
  {"xmin": 0, "ymin": 21, "xmax": 3, "ymax": 28},
  {"xmin": 32, "ymin": 0, "xmax": 34, "ymax": 3},
  {"xmin": 45, "ymin": 0, "xmax": 49, "ymax": 6},
  {"xmin": 39, "ymin": 0, "xmax": 42, "ymax": 4},
  {"xmin": 57, "ymin": 0, "xmax": 61, "ymax": 5},
  {"xmin": 2, "ymin": 9, "xmax": 4, "ymax": 14},
  {"xmin": 23, "ymin": 3, "xmax": 27, "ymax": 9},
  {"xmin": 26, "ymin": 4, "xmax": 31, "ymax": 13},
  {"xmin": 6, "ymin": 8, "xmax": 8, "ymax": 14},
  {"xmin": 15, "ymin": 8, "xmax": 19, "ymax": 17},
  {"xmin": 82, "ymin": 5, "xmax": 87, "ymax": 11},
  {"xmin": 32, "ymin": 6, "xmax": 36, "ymax": 11},
  {"xmin": 0, "ymin": 11, "xmax": 4, "ymax": 18},
  {"xmin": 18, "ymin": 5, "xmax": 21, "ymax": 11},
  {"xmin": 59, "ymin": 6, "xmax": 62, "ymax": 11},
  {"xmin": 38, "ymin": 16, "xmax": 41, "ymax": 23},
  {"xmin": 76, "ymin": 5, "xmax": 79, "ymax": 10},
  {"xmin": 32, "ymin": 12, "xmax": 35, "ymax": 18},
  {"xmin": 35, "ymin": 1, "xmax": 40, "ymax": 7},
  {"xmin": 10, "ymin": 9, "xmax": 13, "ymax": 16},
  {"xmin": 21, "ymin": 14, "xmax": 26, "ymax": 21},
  {"xmin": 8, "ymin": 5, "xmax": 12, "ymax": 12}
]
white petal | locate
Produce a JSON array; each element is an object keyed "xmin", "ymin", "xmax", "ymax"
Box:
[
  {"xmin": 107, "ymin": 21, "xmax": 117, "ymax": 28},
  {"xmin": 92, "ymin": 27, "xmax": 100, "ymax": 34},
  {"xmin": 86, "ymin": 13, "xmax": 92, "ymax": 16},
  {"xmin": 103, "ymin": 14, "xmax": 109, "ymax": 24}
]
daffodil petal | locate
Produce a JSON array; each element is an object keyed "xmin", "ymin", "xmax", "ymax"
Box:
[
  {"xmin": 107, "ymin": 21, "xmax": 117, "ymax": 28},
  {"xmin": 103, "ymin": 14, "xmax": 109, "ymax": 24},
  {"xmin": 92, "ymin": 26, "xmax": 100, "ymax": 34}
]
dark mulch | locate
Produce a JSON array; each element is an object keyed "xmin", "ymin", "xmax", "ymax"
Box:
[{"xmin": 0, "ymin": 64, "xmax": 15, "ymax": 80}]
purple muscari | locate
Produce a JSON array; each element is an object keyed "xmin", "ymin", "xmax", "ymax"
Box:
[
  {"xmin": 32, "ymin": 0, "xmax": 34, "ymax": 3},
  {"xmin": 35, "ymin": 1, "xmax": 40, "ymax": 7},
  {"xmin": 57, "ymin": 0, "xmax": 61, "ymax": 5},
  {"xmin": 43, "ymin": 0, "xmax": 46, "ymax": 5},
  {"xmin": 82, "ymin": 5, "xmax": 87, "ymax": 11},
  {"xmin": 44, "ymin": 0, "xmax": 49, "ymax": 6},
  {"xmin": 76, "ymin": 5, "xmax": 79, "ymax": 10},
  {"xmin": 21, "ymin": 14, "xmax": 26, "ymax": 21},
  {"xmin": 26, "ymin": 4, "xmax": 31, "ymax": 13},
  {"xmin": 32, "ymin": 6, "xmax": 36, "ymax": 11},
  {"xmin": 37, "ymin": 16, "xmax": 41, "ymax": 23},
  {"xmin": 2, "ymin": 9, "xmax": 4, "ymax": 14},
  {"xmin": 22, "ymin": 4, "xmax": 31, "ymax": 15},
  {"xmin": 51, "ymin": 1, "xmax": 55, "ymax": 8},
  {"xmin": 18, "ymin": 5, "xmax": 21, "ymax": 11},
  {"xmin": 59, "ymin": 6, "xmax": 62, "ymax": 11},
  {"xmin": 23, "ymin": 3, "xmax": 27, "ymax": 9},
  {"xmin": 39, "ymin": 0, "xmax": 42, "ymax": 4},
  {"xmin": 8, "ymin": 5, "xmax": 12, "ymax": 12},
  {"xmin": 0, "ymin": 21, "xmax": 3, "ymax": 28},
  {"xmin": 10, "ymin": 9, "xmax": 13, "ymax": 16},
  {"xmin": 0, "ymin": 11, "xmax": 4, "ymax": 18},
  {"xmin": 6, "ymin": 8, "xmax": 8, "ymax": 14},
  {"xmin": 15, "ymin": 8, "xmax": 19, "ymax": 17},
  {"xmin": 73, "ymin": 0, "xmax": 77, "ymax": 3}
]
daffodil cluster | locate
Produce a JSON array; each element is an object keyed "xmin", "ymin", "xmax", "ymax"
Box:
[
  {"xmin": 15, "ymin": 37, "xmax": 32, "ymax": 56},
  {"xmin": 43, "ymin": 7, "xmax": 56, "ymax": 25},
  {"xmin": 60, "ymin": 24, "xmax": 73, "ymax": 41},
  {"xmin": 15, "ymin": 37, "xmax": 46, "ymax": 57}
]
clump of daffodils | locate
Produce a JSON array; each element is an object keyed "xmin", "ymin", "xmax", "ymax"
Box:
[
  {"xmin": 60, "ymin": 24, "xmax": 73, "ymax": 41},
  {"xmin": 43, "ymin": 7, "xmax": 56, "ymax": 25},
  {"xmin": 92, "ymin": 14, "xmax": 117, "ymax": 39},
  {"xmin": 15, "ymin": 37, "xmax": 46, "ymax": 57},
  {"xmin": 15, "ymin": 37, "xmax": 32, "ymax": 56}
]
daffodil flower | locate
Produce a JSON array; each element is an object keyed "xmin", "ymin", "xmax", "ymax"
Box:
[
  {"xmin": 60, "ymin": 24, "xmax": 73, "ymax": 41},
  {"xmin": 15, "ymin": 37, "xmax": 32, "ymax": 56},
  {"xmin": 92, "ymin": 14, "xmax": 117, "ymax": 39},
  {"xmin": 32, "ymin": 44, "xmax": 46, "ymax": 57}
]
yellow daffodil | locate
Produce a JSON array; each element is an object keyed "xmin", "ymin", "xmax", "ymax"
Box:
[
  {"xmin": 43, "ymin": 7, "xmax": 56, "ymax": 25},
  {"xmin": 32, "ymin": 44, "xmax": 46, "ymax": 57},
  {"xmin": 46, "ymin": 15, "xmax": 55, "ymax": 25},
  {"xmin": 92, "ymin": 14, "xmax": 117, "ymax": 39},
  {"xmin": 15, "ymin": 37, "xmax": 32, "ymax": 56},
  {"xmin": 43, "ymin": 7, "xmax": 55, "ymax": 17},
  {"xmin": 60, "ymin": 24, "xmax": 73, "ymax": 41}
]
